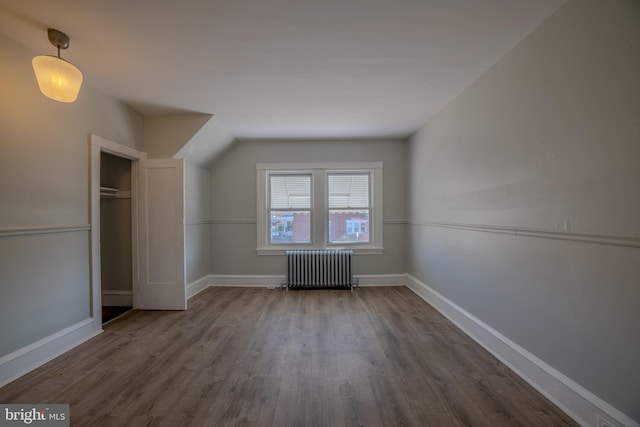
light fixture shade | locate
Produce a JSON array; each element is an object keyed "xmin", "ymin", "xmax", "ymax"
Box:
[{"xmin": 32, "ymin": 55, "xmax": 83, "ymax": 103}]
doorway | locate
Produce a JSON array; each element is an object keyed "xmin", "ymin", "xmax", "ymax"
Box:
[
  {"xmin": 100, "ymin": 152, "xmax": 133, "ymax": 323},
  {"xmin": 89, "ymin": 134, "xmax": 145, "ymax": 331}
]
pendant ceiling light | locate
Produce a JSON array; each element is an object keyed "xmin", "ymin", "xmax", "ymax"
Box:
[{"xmin": 32, "ymin": 28, "xmax": 83, "ymax": 103}]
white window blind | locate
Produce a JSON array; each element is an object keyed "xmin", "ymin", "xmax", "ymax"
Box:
[
  {"xmin": 270, "ymin": 175, "xmax": 311, "ymax": 209},
  {"xmin": 328, "ymin": 174, "xmax": 369, "ymax": 208}
]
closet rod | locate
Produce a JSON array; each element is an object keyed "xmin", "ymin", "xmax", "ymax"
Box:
[{"xmin": 100, "ymin": 186, "xmax": 118, "ymax": 193}]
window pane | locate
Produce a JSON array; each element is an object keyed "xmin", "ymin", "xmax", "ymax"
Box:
[
  {"xmin": 328, "ymin": 209, "xmax": 369, "ymax": 243},
  {"xmin": 270, "ymin": 175, "xmax": 311, "ymax": 209},
  {"xmin": 270, "ymin": 211, "xmax": 311, "ymax": 244},
  {"xmin": 328, "ymin": 174, "xmax": 369, "ymax": 209}
]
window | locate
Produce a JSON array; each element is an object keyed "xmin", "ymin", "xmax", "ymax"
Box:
[
  {"xmin": 345, "ymin": 219, "xmax": 368, "ymax": 235},
  {"xmin": 257, "ymin": 162, "xmax": 383, "ymax": 254},
  {"xmin": 328, "ymin": 174, "xmax": 370, "ymax": 243},
  {"xmin": 269, "ymin": 175, "xmax": 311, "ymax": 244}
]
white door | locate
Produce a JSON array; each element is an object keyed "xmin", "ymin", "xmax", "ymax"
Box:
[{"xmin": 138, "ymin": 159, "xmax": 186, "ymax": 310}]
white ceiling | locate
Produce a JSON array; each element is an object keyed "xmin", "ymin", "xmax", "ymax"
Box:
[{"xmin": 0, "ymin": 0, "xmax": 563, "ymax": 140}]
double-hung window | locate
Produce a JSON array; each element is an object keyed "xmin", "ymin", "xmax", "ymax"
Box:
[
  {"xmin": 257, "ymin": 162, "xmax": 383, "ymax": 254},
  {"xmin": 269, "ymin": 175, "xmax": 311, "ymax": 244},
  {"xmin": 328, "ymin": 174, "xmax": 370, "ymax": 244}
]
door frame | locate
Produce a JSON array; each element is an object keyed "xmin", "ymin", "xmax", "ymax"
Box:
[{"xmin": 89, "ymin": 134, "xmax": 146, "ymax": 331}]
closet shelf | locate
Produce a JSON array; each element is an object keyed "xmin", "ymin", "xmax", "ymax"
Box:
[{"xmin": 100, "ymin": 186, "xmax": 131, "ymax": 199}]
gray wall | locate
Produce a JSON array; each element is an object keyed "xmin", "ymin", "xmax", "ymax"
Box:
[
  {"xmin": 185, "ymin": 163, "xmax": 211, "ymax": 284},
  {"xmin": 0, "ymin": 32, "xmax": 143, "ymax": 357},
  {"xmin": 143, "ymin": 115, "xmax": 213, "ymax": 285},
  {"xmin": 406, "ymin": 0, "xmax": 640, "ymax": 421},
  {"xmin": 209, "ymin": 139, "xmax": 406, "ymax": 276},
  {"xmin": 144, "ymin": 114, "xmax": 212, "ymax": 159}
]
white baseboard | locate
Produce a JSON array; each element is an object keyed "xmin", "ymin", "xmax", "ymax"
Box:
[
  {"xmin": 207, "ymin": 274, "xmax": 407, "ymax": 289},
  {"xmin": 211, "ymin": 275, "xmax": 285, "ymax": 288},
  {"xmin": 0, "ymin": 318, "xmax": 101, "ymax": 388},
  {"xmin": 356, "ymin": 274, "xmax": 406, "ymax": 287},
  {"xmin": 405, "ymin": 274, "xmax": 638, "ymax": 427},
  {"xmin": 101, "ymin": 290, "xmax": 133, "ymax": 306},
  {"xmin": 187, "ymin": 275, "xmax": 214, "ymax": 299}
]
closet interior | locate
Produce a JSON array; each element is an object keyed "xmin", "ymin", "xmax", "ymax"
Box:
[{"xmin": 100, "ymin": 152, "xmax": 133, "ymax": 324}]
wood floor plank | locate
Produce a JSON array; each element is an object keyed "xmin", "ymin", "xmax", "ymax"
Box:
[{"xmin": 0, "ymin": 287, "xmax": 578, "ymax": 427}]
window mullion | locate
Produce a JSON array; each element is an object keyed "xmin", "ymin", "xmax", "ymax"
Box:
[{"xmin": 313, "ymin": 170, "xmax": 326, "ymax": 248}]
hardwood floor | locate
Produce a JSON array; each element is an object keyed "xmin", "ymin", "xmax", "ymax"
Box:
[{"xmin": 0, "ymin": 287, "xmax": 577, "ymax": 426}]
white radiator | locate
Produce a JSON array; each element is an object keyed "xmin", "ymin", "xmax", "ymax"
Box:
[{"xmin": 284, "ymin": 250, "xmax": 357, "ymax": 290}]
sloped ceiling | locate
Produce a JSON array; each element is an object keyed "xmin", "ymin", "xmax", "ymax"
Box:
[{"xmin": 0, "ymin": 0, "xmax": 564, "ymax": 163}]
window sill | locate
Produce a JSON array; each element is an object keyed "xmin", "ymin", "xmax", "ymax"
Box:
[{"xmin": 256, "ymin": 247, "xmax": 384, "ymax": 256}]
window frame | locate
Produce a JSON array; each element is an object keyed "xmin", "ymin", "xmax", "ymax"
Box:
[
  {"xmin": 326, "ymin": 171, "xmax": 372, "ymax": 246},
  {"xmin": 268, "ymin": 173, "xmax": 313, "ymax": 245},
  {"xmin": 257, "ymin": 162, "xmax": 383, "ymax": 255}
]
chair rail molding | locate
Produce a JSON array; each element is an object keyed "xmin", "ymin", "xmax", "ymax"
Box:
[
  {"xmin": 0, "ymin": 224, "xmax": 90, "ymax": 238},
  {"xmin": 408, "ymin": 220, "xmax": 640, "ymax": 248}
]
